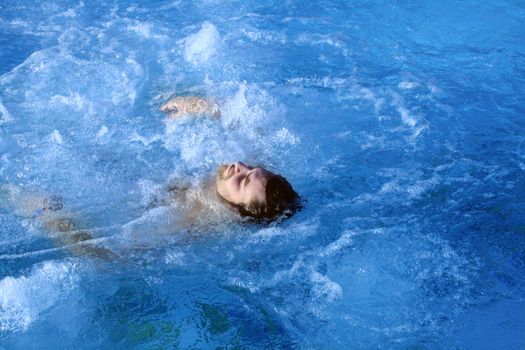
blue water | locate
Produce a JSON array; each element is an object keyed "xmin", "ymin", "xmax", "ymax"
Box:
[{"xmin": 1, "ymin": 1, "xmax": 524, "ymax": 348}]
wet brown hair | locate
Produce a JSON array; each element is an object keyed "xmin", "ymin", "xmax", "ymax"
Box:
[{"xmin": 239, "ymin": 173, "xmax": 300, "ymax": 221}]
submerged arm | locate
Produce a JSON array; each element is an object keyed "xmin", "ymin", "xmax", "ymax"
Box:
[
  {"xmin": 43, "ymin": 215, "xmax": 118, "ymax": 261},
  {"xmin": 3, "ymin": 185, "xmax": 118, "ymax": 262}
]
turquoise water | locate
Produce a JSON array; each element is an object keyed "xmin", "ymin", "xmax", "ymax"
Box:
[{"xmin": 1, "ymin": 1, "xmax": 524, "ymax": 348}]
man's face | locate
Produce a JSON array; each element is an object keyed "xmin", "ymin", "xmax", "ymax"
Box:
[{"xmin": 216, "ymin": 162, "xmax": 272, "ymax": 208}]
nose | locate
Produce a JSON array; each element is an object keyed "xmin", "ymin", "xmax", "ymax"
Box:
[{"xmin": 234, "ymin": 161, "xmax": 252, "ymax": 173}]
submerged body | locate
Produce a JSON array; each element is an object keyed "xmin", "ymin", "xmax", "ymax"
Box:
[{"xmin": 2, "ymin": 185, "xmax": 116, "ymax": 260}]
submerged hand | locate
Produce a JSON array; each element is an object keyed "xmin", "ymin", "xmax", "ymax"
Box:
[{"xmin": 160, "ymin": 96, "xmax": 221, "ymax": 118}]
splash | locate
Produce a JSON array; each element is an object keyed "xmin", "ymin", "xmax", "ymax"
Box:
[
  {"xmin": 0, "ymin": 259, "xmax": 80, "ymax": 332},
  {"xmin": 182, "ymin": 22, "xmax": 222, "ymax": 65}
]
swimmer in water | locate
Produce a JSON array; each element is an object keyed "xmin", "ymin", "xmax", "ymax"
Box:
[
  {"xmin": 1, "ymin": 95, "xmax": 299, "ymax": 260},
  {"xmin": 123, "ymin": 159, "xmax": 299, "ymax": 237},
  {"xmin": 124, "ymin": 95, "xmax": 300, "ymax": 235},
  {"xmin": 158, "ymin": 94, "xmax": 299, "ymax": 219}
]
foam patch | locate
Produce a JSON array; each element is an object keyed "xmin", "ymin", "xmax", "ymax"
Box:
[
  {"xmin": 182, "ymin": 22, "xmax": 222, "ymax": 65},
  {"xmin": 0, "ymin": 259, "xmax": 80, "ymax": 332}
]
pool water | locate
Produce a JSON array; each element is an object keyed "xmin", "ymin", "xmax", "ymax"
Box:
[{"xmin": 1, "ymin": 1, "xmax": 524, "ymax": 348}]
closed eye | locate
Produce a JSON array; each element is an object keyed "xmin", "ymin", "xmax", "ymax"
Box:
[{"xmin": 243, "ymin": 173, "xmax": 251, "ymax": 187}]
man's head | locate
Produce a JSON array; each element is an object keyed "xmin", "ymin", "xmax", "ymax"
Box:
[{"xmin": 216, "ymin": 162, "xmax": 299, "ymax": 220}]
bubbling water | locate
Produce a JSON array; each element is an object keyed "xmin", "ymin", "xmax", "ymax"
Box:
[
  {"xmin": 0, "ymin": 0, "xmax": 524, "ymax": 349},
  {"xmin": 0, "ymin": 259, "xmax": 81, "ymax": 332}
]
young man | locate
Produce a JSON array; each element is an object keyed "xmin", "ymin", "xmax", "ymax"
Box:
[{"xmin": 2, "ymin": 95, "xmax": 299, "ymax": 259}]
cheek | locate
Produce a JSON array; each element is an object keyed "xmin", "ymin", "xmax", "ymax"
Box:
[
  {"xmin": 218, "ymin": 178, "xmax": 236, "ymax": 199},
  {"xmin": 216, "ymin": 179, "xmax": 229, "ymax": 198},
  {"xmin": 227, "ymin": 178, "xmax": 245, "ymax": 201}
]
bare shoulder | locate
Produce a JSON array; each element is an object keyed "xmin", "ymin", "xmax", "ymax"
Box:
[{"xmin": 160, "ymin": 95, "xmax": 221, "ymax": 119}]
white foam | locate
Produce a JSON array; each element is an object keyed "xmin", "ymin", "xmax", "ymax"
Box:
[
  {"xmin": 96, "ymin": 125, "xmax": 111, "ymax": 143},
  {"xmin": 129, "ymin": 131, "xmax": 163, "ymax": 146},
  {"xmin": 57, "ymin": 8, "xmax": 76, "ymax": 18},
  {"xmin": 221, "ymin": 82, "xmax": 285, "ymax": 131},
  {"xmin": 241, "ymin": 27, "xmax": 286, "ymax": 44},
  {"xmin": 286, "ymin": 76, "xmax": 385, "ymax": 113},
  {"xmin": 358, "ymin": 87, "xmax": 385, "ymax": 112},
  {"xmin": 405, "ymin": 175, "xmax": 440, "ymax": 198},
  {"xmin": 136, "ymin": 179, "xmax": 163, "ymax": 207},
  {"xmin": 398, "ymin": 81, "xmax": 419, "ymax": 90},
  {"xmin": 296, "ymin": 33, "xmax": 344, "ymax": 48},
  {"xmin": 427, "ymin": 83, "xmax": 442, "ymax": 94},
  {"xmin": 50, "ymin": 92, "xmax": 81, "ymax": 109},
  {"xmin": 250, "ymin": 220, "xmax": 318, "ymax": 244},
  {"xmin": 359, "ymin": 133, "xmax": 386, "ymax": 150},
  {"xmin": 396, "ymin": 104, "xmax": 417, "ymax": 128},
  {"xmin": 8, "ymin": 19, "xmax": 30, "ymax": 31},
  {"xmin": 0, "ymin": 126, "xmax": 18, "ymax": 160},
  {"xmin": 221, "ymin": 83, "xmax": 258, "ymax": 127},
  {"xmin": 390, "ymin": 92, "xmax": 429, "ymax": 140},
  {"xmin": 0, "ymin": 99, "xmax": 13, "ymax": 123},
  {"xmin": 157, "ymin": 82, "xmax": 291, "ymax": 171},
  {"xmin": 170, "ymin": 120, "xmax": 245, "ymax": 167},
  {"xmin": 268, "ymin": 255, "xmax": 342, "ymax": 318},
  {"xmin": 50, "ymin": 129, "xmax": 63, "ymax": 144},
  {"xmin": 128, "ymin": 22, "xmax": 153, "ymax": 38},
  {"xmin": 310, "ymin": 270, "xmax": 343, "ymax": 302},
  {"xmin": 165, "ymin": 250, "xmax": 186, "ymax": 266},
  {"xmin": 273, "ymin": 128, "xmax": 300, "ymax": 145},
  {"xmin": 0, "ymin": 259, "xmax": 80, "ymax": 332},
  {"xmin": 321, "ymin": 231, "xmax": 357, "ymax": 257},
  {"xmin": 335, "ymin": 130, "xmax": 352, "ymax": 138},
  {"xmin": 251, "ymin": 226, "xmax": 286, "ymax": 240},
  {"xmin": 379, "ymin": 171, "xmax": 440, "ymax": 200},
  {"xmin": 409, "ymin": 124, "xmax": 427, "ymax": 141},
  {"xmin": 182, "ymin": 22, "xmax": 222, "ymax": 65},
  {"xmin": 271, "ymin": 257, "xmax": 304, "ymax": 284}
]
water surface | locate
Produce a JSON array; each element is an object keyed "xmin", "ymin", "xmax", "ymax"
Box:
[{"xmin": 1, "ymin": 1, "xmax": 524, "ymax": 348}]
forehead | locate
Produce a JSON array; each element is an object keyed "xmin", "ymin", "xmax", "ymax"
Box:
[{"xmin": 245, "ymin": 168, "xmax": 271, "ymax": 200}]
